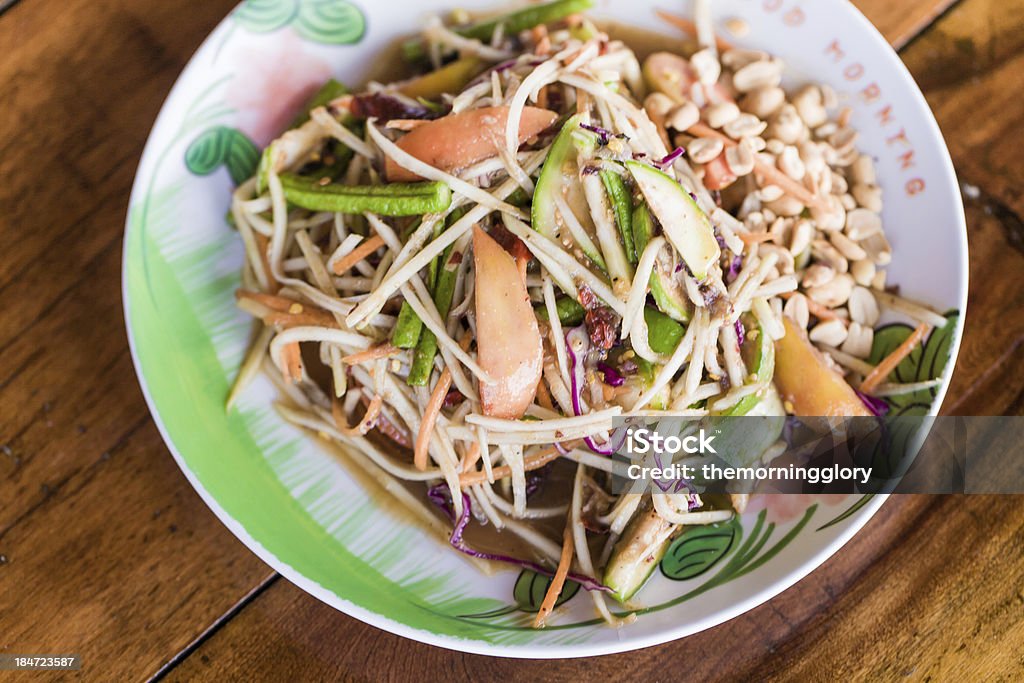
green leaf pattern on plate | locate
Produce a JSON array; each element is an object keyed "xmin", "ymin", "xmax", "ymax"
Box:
[
  {"xmin": 233, "ymin": 0, "xmax": 299, "ymax": 33},
  {"xmin": 184, "ymin": 126, "xmax": 259, "ymax": 184},
  {"xmin": 869, "ymin": 311, "xmax": 959, "ymax": 416},
  {"xmin": 514, "ymin": 570, "xmax": 581, "ymax": 611},
  {"xmin": 817, "ymin": 312, "xmax": 959, "ymax": 530},
  {"xmin": 233, "ymin": 0, "xmax": 366, "ymax": 44},
  {"xmin": 295, "ymin": 0, "xmax": 366, "ymax": 44},
  {"xmin": 660, "ymin": 517, "xmax": 739, "ymax": 581}
]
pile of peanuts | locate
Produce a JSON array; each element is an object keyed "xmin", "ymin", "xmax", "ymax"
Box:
[{"xmin": 647, "ymin": 46, "xmax": 891, "ymax": 360}]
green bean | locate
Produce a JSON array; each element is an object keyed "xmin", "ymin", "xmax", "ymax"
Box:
[
  {"xmin": 391, "ymin": 303, "xmax": 424, "ymax": 349},
  {"xmin": 600, "ymin": 169, "xmax": 637, "ymax": 265},
  {"xmin": 535, "ymin": 297, "xmax": 585, "ymax": 325},
  {"xmin": 644, "ymin": 306, "xmax": 684, "ymax": 355},
  {"xmin": 279, "ymin": 174, "xmax": 452, "ymax": 216},
  {"xmin": 407, "ymin": 207, "xmax": 470, "ymax": 386},
  {"xmin": 408, "ymin": 268, "xmax": 456, "ymax": 387},
  {"xmin": 291, "ymin": 79, "xmax": 350, "ymax": 127},
  {"xmin": 402, "ymin": 0, "xmax": 594, "ymax": 62}
]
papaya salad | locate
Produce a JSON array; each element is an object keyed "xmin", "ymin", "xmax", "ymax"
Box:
[{"xmin": 227, "ymin": 0, "xmax": 950, "ymax": 627}]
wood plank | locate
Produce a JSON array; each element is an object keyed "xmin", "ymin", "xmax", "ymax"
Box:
[
  {"xmin": 897, "ymin": 0, "xmax": 1024, "ymax": 415},
  {"xmin": 0, "ymin": 418, "xmax": 275, "ymax": 680},
  {"xmin": 0, "ymin": 0, "xmax": 273, "ymax": 677},
  {"xmin": 164, "ymin": 497, "xmax": 964, "ymax": 682},
  {"xmin": 0, "ymin": 0, "xmax": 233, "ymax": 344},
  {"xmin": 940, "ymin": 201, "xmax": 1024, "ymax": 415},
  {"xmin": 900, "ymin": 0, "xmax": 1024, "ymax": 216},
  {"xmin": 855, "ymin": 0, "xmax": 960, "ymax": 48},
  {"xmin": 0, "ymin": 0, "xmax": 231, "ymax": 548},
  {"xmin": 161, "ymin": 498, "xmax": 1024, "ymax": 680}
]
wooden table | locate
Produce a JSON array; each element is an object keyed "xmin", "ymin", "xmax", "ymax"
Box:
[{"xmin": 2, "ymin": 0, "xmax": 1023, "ymax": 679}]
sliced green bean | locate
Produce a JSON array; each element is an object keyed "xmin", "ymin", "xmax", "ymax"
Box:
[
  {"xmin": 408, "ymin": 207, "xmax": 469, "ymax": 386},
  {"xmin": 279, "ymin": 174, "xmax": 452, "ymax": 216},
  {"xmin": 408, "ymin": 270, "xmax": 456, "ymax": 387},
  {"xmin": 535, "ymin": 297, "xmax": 585, "ymax": 325},
  {"xmin": 600, "ymin": 169, "xmax": 637, "ymax": 265},
  {"xmin": 291, "ymin": 78, "xmax": 350, "ymax": 127},
  {"xmin": 391, "ymin": 303, "xmax": 424, "ymax": 349},
  {"xmin": 403, "ymin": 0, "xmax": 594, "ymax": 62}
]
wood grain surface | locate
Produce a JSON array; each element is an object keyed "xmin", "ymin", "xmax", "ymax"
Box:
[{"xmin": 0, "ymin": 0, "xmax": 1021, "ymax": 680}]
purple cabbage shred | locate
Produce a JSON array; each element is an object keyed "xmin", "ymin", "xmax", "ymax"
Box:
[
  {"xmin": 656, "ymin": 147, "xmax": 685, "ymax": 167},
  {"xmin": 727, "ymin": 254, "xmax": 743, "ymax": 282},
  {"xmin": 427, "ymin": 484, "xmax": 610, "ymax": 593},
  {"xmin": 597, "ymin": 362, "xmax": 625, "ymax": 387},
  {"xmin": 854, "ymin": 389, "xmax": 890, "ymax": 417},
  {"xmin": 579, "ymin": 122, "xmax": 627, "ymax": 146}
]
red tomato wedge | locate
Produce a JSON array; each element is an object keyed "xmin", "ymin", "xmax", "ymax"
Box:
[
  {"xmin": 385, "ymin": 106, "xmax": 558, "ymax": 182},
  {"xmin": 473, "ymin": 226, "xmax": 543, "ymax": 419}
]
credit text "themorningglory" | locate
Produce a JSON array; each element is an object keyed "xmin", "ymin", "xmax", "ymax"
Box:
[{"xmin": 625, "ymin": 463, "xmax": 874, "ymax": 486}]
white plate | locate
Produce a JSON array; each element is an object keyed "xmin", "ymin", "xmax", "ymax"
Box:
[{"xmin": 123, "ymin": 0, "xmax": 967, "ymax": 657}]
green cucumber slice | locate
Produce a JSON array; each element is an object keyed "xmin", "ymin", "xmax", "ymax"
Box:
[{"xmin": 625, "ymin": 161, "xmax": 720, "ymax": 280}]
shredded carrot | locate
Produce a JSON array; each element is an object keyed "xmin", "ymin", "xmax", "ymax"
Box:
[
  {"xmin": 254, "ymin": 232, "xmax": 279, "ymax": 294},
  {"xmin": 779, "ymin": 291, "xmax": 839, "ymax": 322},
  {"xmin": 645, "ymin": 106, "xmax": 671, "ymax": 148},
  {"xmin": 536, "ymin": 84, "xmax": 550, "ymax": 109},
  {"xmin": 332, "ymin": 235, "xmax": 386, "ymax": 275},
  {"xmin": 859, "ymin": 323, "xmax": 930, "ymax": 394},
  {"xmin": 536, "ymin": 378, "xmax": 555, "ymax": 412},
  {"xmin": 687, "ymin": 122, "xmax": 732, "ymax": 145},
  {"xmin": 460, "ymin": 441, "xmax": 482, "ymax": 472},
  {"xmin": 385, "ymin": 119, "xmax": 429, "ymax": 131},
  {"xmin": 238, "ymin": 290, "xmax": 337, "ymax": 327},
  {"xmin": 237, "ymin": 289, "xmax": 304, "ymax": 313},
  {"xmin": 655, "ymin": 9, "xmax": 734, "ymax": 51},
  {"xmin": 687, "ymin": 122, "xmax": 829, "ymax": 211},
  {"xmin": 342, "ymin": 343, "xmax": 401, "ymax": 365},
  {"xmin": 281, "ymin": 342, "xmax": 303, "ymax": 383},
  {"xmin": 575, "ymin": 89, "xmax": 591, "ymax": 116},
  {"xmin": 533, "ymin": 524, "xmax": 575, "ymax": 629},
  {"xmin": 532, "ymin": 24, "xmax": 551, "ymax": 57},
  {"xmin": 752, "ymin": 158, "xmax": 829, "ymax": 211},
  {"xmin": 360, "ymin": 395, "xmax": 412, "ymax": 448},
  {"xmin": 263, "ymin": 310, "xmax": 338, "ymax": 328},
  {"xmin": 738, "ymin": 231, "xmax": 777, "ymax": 246},
  {"xmin": 332, "ymin": 394, "xmax": 383, "ymax": 436},
  {"xmin": 415, "ymin": 368, "xmax": 452, "ymax": 471},
  {"xmin": 458, "ymin": 443, "xmax": 572, "ymax": 486},
  {"xmin": 416, "ymin": 331, "xmax": 475, "ymax": 469}
]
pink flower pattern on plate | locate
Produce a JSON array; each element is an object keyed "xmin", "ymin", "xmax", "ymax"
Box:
[{"xmin": 226, "ymin": 32, "xmax": 333, "ymax": 146}]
